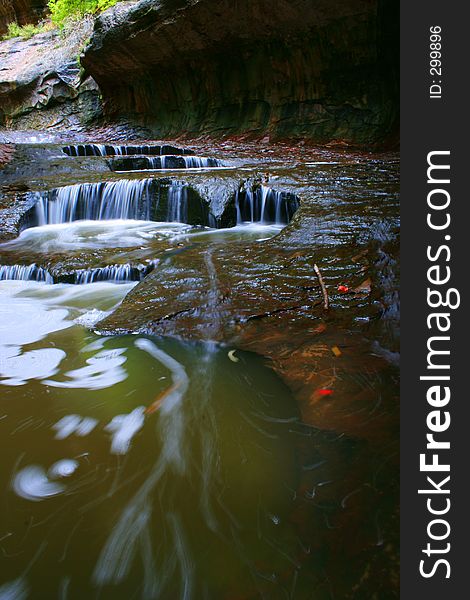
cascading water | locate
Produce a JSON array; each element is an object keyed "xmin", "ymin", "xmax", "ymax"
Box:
[
  {"xmin": 151, "ymin": 156, "xmax": 219, "ymax": 169},
  {"xmin": 22, "ymin": 180, "xmax": 299, "ymax": 234},
  {"xmin": 235, "ymin": 185, "xmax": 298, "ymax": 225},
  {"xmin": 31, "ymin": 180, "xmax": 156, "ymax": 225},
  {"xmin": 183, "ymin": 156, "xmax": 220, "ymax": 168},
  {"xmin": 167, "ymin": 182, "xmax": 188, "ymax": 223},
  {"xmin": 109, "ymin": 155, "xmax": 221, "ymax": 172},
  {"xmin": 63, "ymin": 144, "xmax": 108, "ymax": 157},
  {"xmin": 6, "ymin": 179, "xmax": 298, "ymax": 296},
  {"xmin": 74, "ymin": 264, "xmax": 148, "ymax": 284},
  {"xmin": 63, "ymin": 144, "xmax": 194, "ymax": 157},
  {"xmin": 27, "ymin": 179, "xmax": 215, "ymax": 227},
  {"xmin": 158, "ymin": 155, "xmax": 220, "ymax": 169},
  {"xmin": 0, "ymin": 264, "xmax": 53, "ymax": 283}
]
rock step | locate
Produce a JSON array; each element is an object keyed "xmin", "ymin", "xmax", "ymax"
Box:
[
  {"xmin": 62, "ymin": 144, "xmax": 195, "ymax": 157},
  {"xmin": 22, "ymin": 179, "xmax": 299, "ymax": 231},
  {"xmin": 0, "ymin": 263, "xmax": 53, "ymax": 283},
  {"xmin": 0, "ymin": 263, "xmax": 155, "ymax": 284},
  {"xmin": 109, "ymin": 155, "xmax": 221, "ymax": 171},
  {"xmin": 24, "ymin": 179, "xmax": 218, "ymax": 229}
]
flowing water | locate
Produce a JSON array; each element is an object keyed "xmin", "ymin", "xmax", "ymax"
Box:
[
  {"xmin": 0, "ymin": 277, "xmax": 305, "ymax": 599},
  {"xmin": 0, "ymin": 140, "xmax": 399, "ymax": 598},
  {"xmin": 0, "ymin": 165, "xmax": 302, "ymax": 597},
  {"xmin": 62, "ymin": 144, "xmax": 195, "ymax": 157}
]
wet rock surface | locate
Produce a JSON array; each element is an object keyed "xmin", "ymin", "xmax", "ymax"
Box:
[
  {"xmin": 81, "ymin": 0, "xmax": 399, "ymax": 144},
  {"xmin": 0, "ymin": 138, "xmax": 399, "ymax": 597},
  {"xmin": 0, "ymin": 185, "xmax": 37, "ymax": 241},
  {"xmin": 97, "ymin": 146, "xmax": 400, "ymax": 441},
  {"xmin": 0, "ymin": 2, "xmax": 399, "ymax": 595},
  {"xmin": 0, "ymin": 142, "xmax": 14, "ymax": 167}
]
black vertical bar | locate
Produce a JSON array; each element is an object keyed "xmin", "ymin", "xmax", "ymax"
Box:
[{"xmin": 401, "ymin": 1, "xmax": 469, "ymax": 596}]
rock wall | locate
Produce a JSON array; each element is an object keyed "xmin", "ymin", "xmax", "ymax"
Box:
[
  {"xmin": 82, "ymin": 0, "xmax": 399, "ymax": 144},
  {"xmin": 0, "ymin": 23, "xmax": 103, "ymax": 131},
  {"xmin": 0, "ymin": 142, "xmax": 14, "ymax": 167},
  {"xmin": 0, "ymin": 0, "xmax": 48, "ymax": 34}
]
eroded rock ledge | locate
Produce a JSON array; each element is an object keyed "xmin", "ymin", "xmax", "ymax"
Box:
[
  {"xmin": 82, "ymin": 0, "xmax": 399, "ymax": 144},
  {"xmin": 0, "ymin": 22, "xmax": 102, "ymax": 130}
]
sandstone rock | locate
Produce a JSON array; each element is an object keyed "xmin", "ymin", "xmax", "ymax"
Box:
[
  {"xmin": 0, "ymin": 0, "xmax": 48, "ymax": 35},
  {"xmin": 82, "ymin": 0, "xmax": 399, "ymax": 144},
  {"xmin": 0, "ymin": 142, "xmax": 14, "ymax": 167},
  {"xmin": 0, "ymin": 23, "xmax": 103, "ymax": 130}
]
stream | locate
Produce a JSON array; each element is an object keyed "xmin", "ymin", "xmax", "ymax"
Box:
[{"xmin": 0, "ymin": 139, "xmax": 399, "ymax": 599}]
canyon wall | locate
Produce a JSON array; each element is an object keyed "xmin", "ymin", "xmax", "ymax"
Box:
[
  {"xmin": 0, "ymin": 0, "xmax": 48, "ymax": 34},
  {"xmin": 82, "ymin": 0, "xmax": 399, "ymax": 144}
]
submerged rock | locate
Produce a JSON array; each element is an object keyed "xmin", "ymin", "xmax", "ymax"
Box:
[{"xmin": 0, "ymin": 140, "xmax": 400, "ymax": 597}]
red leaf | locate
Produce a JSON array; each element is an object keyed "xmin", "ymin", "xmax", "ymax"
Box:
[{"xmin": 318, "ymin": 389, "xmax": 333, "ymax": 396}]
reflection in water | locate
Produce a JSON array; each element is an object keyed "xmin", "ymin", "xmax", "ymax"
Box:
[
  {"xmin": 93, "ymin": 340, "xmax": 192, "ymax": 592},
  {"xmin": 0, "ymin": 277, "xmax": 304, "ymax": 598},
  {"xmin": 104, "ymin": 406, "xmax": 146, "ymax": 455},
  {"xmin": 13, "ymin": 465, "xmax": 66, "ymax": 502},
  {"xmin": 0, "ymin": 280, "xmax": 135, "ymax": 386},
  {"xmin": 45, "ymin": 347, "xmax": 128, "ymax": 390},
  {"xmin": 0, "ymin": 577, "xmax": 28, "ymax": 600},
  {"xmin": 0, "ymin": 149, "xmax": 399, "ymax": 598},
  {"xmin": 53, "ymin": 415, "xmax": 98, "ymax": 439},
  {"xmin": 0, "ymin": 281, "xmax": 70, "ymax": 385},
  {"xmin": 0, "ymin": 281, "xmax": 71, "ymax": 345},
  {"xmin": 48, "ymin": 459, "xmax": 80, "ymax": 479}
]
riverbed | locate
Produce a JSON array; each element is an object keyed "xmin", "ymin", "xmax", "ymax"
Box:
[{"xmin": 0, "ymin": 137, "xmax": 399, "ymax": 599}]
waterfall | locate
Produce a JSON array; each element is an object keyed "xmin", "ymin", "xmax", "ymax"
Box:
[
  {"xmin": 27, "ymin": 180, "xmax": 294, "ymax": 231},
  {"xmin": 63, "ymin": 144, "xmax": 108, "ymax": 157},
  {"xmin": 183, "ymin": 156, "xmax": 220, "ymax": 168},
  {"xmin": 32, "ymin": 179, "xmax": 156, "ymax": 224},
  {"xmin": 0, "ymin": 263, "xmax": 152, "ymax": 285},
  {"xmin": 161, "ymin": 155, "xmax": 219, "ymax": 169},
  {"xmin": 235, "ymin": 185, "xmax": 298, "ymax": 225},
  {"xmin": 63, "ymin": 145, "xmax": 194, "ymax": 157},
  {"xmin": 74, "ymin": 264, "xmax": 147, "ymax": 284},
  {"xmin": 28, "ymin": 179, "xmax": 213, "ymax": 227},
  {"xmin": 110, "ymin": 155, "xmax": 221, "ymax": 171},
  {"xmin": 167, "ymin": 182, "xmax": 188, "ymax": 223},
  {"xmin": 0, "ymin": 264, "xmax": 53, "ymax": 283}
]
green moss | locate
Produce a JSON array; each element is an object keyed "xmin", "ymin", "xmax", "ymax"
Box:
[
  {"xmin": 2, "ymin": 21, "xmax": 55, "ymax": 41},
  {"xmin": 48, "ymin": 0, "xmax": 119, "ymax": 27}
]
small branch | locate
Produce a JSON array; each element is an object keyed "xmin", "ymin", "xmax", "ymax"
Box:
[
  {"xmin": 145, "ymin": 381, "xmax": 182, "ymax": 415},
  {"xmin": 314, "ymin": 263, "xmax": 329, "ymax": 310}
]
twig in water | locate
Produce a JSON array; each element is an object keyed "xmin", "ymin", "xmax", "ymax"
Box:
[
  {"xmin": 314, "ymin": 263, "xmax": 329, "ymax": 310},
  {"xmin": 145, "ymin": 381, "xmax": 182, "ymax": 415}
]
